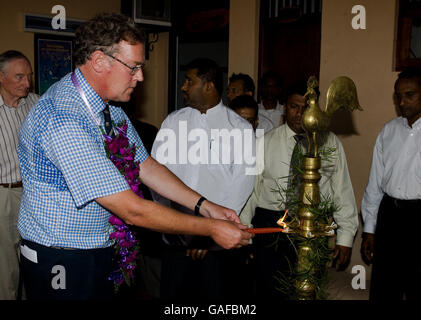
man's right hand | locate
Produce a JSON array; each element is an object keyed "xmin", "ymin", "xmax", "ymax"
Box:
[
  {"xmin": 209, "ymin": 220, "xmax": 252, "ymax": 249},
  {"xmin": 361, "ymin": 232, "xmax": 375, "ymax": 265}
]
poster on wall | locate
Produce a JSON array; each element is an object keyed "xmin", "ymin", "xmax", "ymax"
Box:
[{"xmin": 35, "ymin": 34, "xmax": 74, "ymax": 95}]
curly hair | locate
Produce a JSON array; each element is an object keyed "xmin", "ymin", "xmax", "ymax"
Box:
[{"xmin": 73, "ymin": 13, "xmax": 145, "ymax": 66}]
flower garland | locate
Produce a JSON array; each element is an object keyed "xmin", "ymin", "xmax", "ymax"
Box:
[{"xmin": 101, "ymin": 121, "xmax": 143, "ymax": 292}]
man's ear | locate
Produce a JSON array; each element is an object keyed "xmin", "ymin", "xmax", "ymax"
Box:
[
  {"xmin": 205, "ymin": 81, "xmax": 215, "ymax": 93},
  {"xmin": 90, "ymin": 50, "xmax": 109, "ymax": 73}
]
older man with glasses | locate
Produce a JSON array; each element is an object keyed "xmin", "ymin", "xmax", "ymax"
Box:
[{"xmin": 17, "ymin": 13, "xmax": 251, "ymax": 300}]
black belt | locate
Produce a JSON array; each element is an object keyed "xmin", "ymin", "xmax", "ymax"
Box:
[
  {"xmin": 386, "ymin": 194, "xmax": 421, "ymax": 208},
  {"xmin": 0, "ymin": 181, "xmax": 23, "ymax": 188}
]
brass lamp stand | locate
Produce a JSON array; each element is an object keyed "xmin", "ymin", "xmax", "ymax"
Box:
[{"xmin": 281, "ymin": 76, "xmax": 362, "ymax": 300}]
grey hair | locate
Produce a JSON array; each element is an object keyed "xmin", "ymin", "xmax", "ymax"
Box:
[{"xmin": 0, "ymin": 50, "xmax": 30, "ymax": 73}]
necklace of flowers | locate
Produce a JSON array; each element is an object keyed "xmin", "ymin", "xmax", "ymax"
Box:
[
  {"xmin": 101, "ymin": 121, "xmax": 144, "ymax": 292},
  {"xmin": 71, "ymin": 72, "xmax": 142, "ymax": 292}
]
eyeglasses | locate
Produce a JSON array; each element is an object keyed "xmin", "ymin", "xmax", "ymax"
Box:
[{"xmin": 106, "ymin": 54, "xmax": 144, "ymax": 76}]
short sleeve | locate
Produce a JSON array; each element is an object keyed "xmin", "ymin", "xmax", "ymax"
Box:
[{"xmin": 43, "ymin": 114, "xmax": 130, "ymax": 208}]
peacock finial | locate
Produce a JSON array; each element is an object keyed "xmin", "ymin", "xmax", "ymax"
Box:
[
  {"xmin": 302, "ymin": 75, "xmax": 362, "ymax": 157},
  {"xmin": 325, "ymin": 76, "xmax": 363, "ymax": 117}
]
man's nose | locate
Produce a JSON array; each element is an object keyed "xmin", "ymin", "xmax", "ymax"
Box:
[
  {"xmin": 134, "ymin": 69, "xmax": 144, "ymax": 82},
  {"xmin": 399, "ymin": 97, "xmax": 406, "ymax": 107},
  {"xmin": 23, "ymin": 76, "xmax": 31, "ymax": 88},
  {"xmin": 297, "ymin": 106, "xmax": 306, "ymax": 116}
]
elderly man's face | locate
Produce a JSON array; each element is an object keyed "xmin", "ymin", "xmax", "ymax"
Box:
[
  {"xmin": 0, "ymin": 58, "xmax": 32, "ymax": 102},
  {"xmin": 105, "ymin": 40, "xmax": 145, "ymax": 102}
]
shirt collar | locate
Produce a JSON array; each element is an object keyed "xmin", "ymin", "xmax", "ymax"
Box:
[
  {"xmin": 74, "ymin": 68, "xmax": 107, "ymax": 116},
  {"xmin": 401, "ymin": 116, "xmax": 421, "ymax": 130},
  {"xmin": 204, "ymin": 100, "xmax": 224, "ymax": 115},
  {"xmin": 190, "ymin": 100, "xmax": 224, "ymax": 116},
  {"xmin": 285, "ymin": 122, "xmax": 304, "ymax": 140},
  {"xmin": 258, "ymin": 101, "xmax": 282, "ymax": 111},
  {"xmin": 0, "ymin": 92, "xmax": 27, "ymax": 109},
  {"xmin": 411, "ymin": 116, "xmax": 421, "ymax": 129}
]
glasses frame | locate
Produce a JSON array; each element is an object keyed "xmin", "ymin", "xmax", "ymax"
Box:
[{"xmin": 106, "ymin": 54, "xmax": 144, "ymax": 76}]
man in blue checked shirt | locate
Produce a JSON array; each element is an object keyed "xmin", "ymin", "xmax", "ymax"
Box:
[{"xmin": 17, "ymin": 13, "xmax": 251, "ymax": 300}]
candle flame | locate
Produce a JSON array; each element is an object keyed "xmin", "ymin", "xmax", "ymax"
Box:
[{"xmin": 277, "ymin": 210, "xmax": 289, "ymax": 232}]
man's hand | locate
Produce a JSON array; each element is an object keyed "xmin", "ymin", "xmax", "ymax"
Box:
[
  {"xmin": 209, "ymin": 220, "xmax": 252, "ymax": 249},
  {"xmin": 186, "ymin": 249, "xmax": 208, "ymax": 260},
  {"xmin": 361, "ymin": 232, "xmax": 375, "ymax": 265},
  {"xmin": 332, "ymin": 245, "xmax": 352, "ymax": 271},
  {"xmin": 200, "ymin": 200, "xmax": 241, "ymax": 223}
]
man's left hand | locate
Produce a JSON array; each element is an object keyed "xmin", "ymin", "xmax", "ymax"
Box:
[
  {"xmin": 200, "ymin": 200, "xmax": 241, "ymax": 224},
  {"xmin": 332, "ymin": 245, "xmax": 352, "ymax": 271}
]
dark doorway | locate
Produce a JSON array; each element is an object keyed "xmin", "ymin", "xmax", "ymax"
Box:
[
  {"xmin": 171, "ymin": 0, "xmax": 230, "ymax": 111},
  {"xmin": 258, "ymin": 0, "xmax": 322, "ymax": 103}
]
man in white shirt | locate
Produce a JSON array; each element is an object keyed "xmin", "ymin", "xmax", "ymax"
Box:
[
  {"xmin": 152, "ymin": 58, "xmax": 255, "ymax": 299},
  {"xmin": 227, "ymin": 73, "xmax": 273, "ymax": 136},
  {"xmin": 241, "ymin": 81, "xmax": 358, "ymax": 299},
  {"xmin": 361, "ymin": 67, "xmax": 421, "ymax": 300},
  {"xmin": 257, "ymin": 71, "xmax": 284, "ymax": 133},
  {"xmin": 0, "ymin": 50, "xmax": 39, "ymax": 299}
]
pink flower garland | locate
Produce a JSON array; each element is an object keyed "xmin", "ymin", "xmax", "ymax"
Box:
[{"xmin": 102, "ymin": 121, "xmax": 143, "ymax": 292}]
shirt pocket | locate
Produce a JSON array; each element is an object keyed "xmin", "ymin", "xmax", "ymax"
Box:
[{"xmin": 208, "ymin": 138, "xmax": 235, "ymax": 175}]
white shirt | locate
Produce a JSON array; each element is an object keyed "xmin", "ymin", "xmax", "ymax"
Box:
[
  {"xmin": 0, "ymin": 92, "xmax": 39, "ymax": 183},
  {"xmin": 256, "ymin": 112, "xmax": 273, "ymax": 138},
  {"xmin": 258, "ymin": 101, "xmax": 283, "ymax": 133},
  {"xmin": 361, "ymin": 117, "xmax": 421, "ymax": 234},
  {"xmin": 241, "ymin": 123, "xmax": 359, "ymax": 247},
  {"xmin": 152, "ymin": 101, "xmax": 255, "ymax": 215}
]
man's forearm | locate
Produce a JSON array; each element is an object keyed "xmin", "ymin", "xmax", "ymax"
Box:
[
  {"xmin": 97, "ymin": 189, "xmax": 211, "ymax": 235},
  {"xmin": 95, "ymin": 189, "xmax": 250, "ymax": 249},
  {"xmin": 139, "ymin": 156, "xmax": 201, "ymax": 212}
]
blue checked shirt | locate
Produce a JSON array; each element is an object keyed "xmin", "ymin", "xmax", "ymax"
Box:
[{"xmin": 17, "ymin": 68, "xmax": 149, "ymax": 249}]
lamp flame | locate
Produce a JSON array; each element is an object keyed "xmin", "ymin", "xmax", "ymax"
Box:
[{"xmin": 277, "ymin": 210, "xmax": 289, "ymax": 232}]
